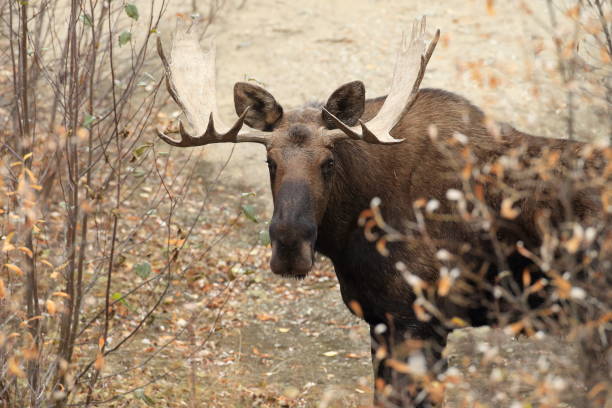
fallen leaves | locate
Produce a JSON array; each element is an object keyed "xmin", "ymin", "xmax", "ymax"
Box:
[{"xmin": 256, "ymin": 313, "xmax": 279, "ymax": 322}]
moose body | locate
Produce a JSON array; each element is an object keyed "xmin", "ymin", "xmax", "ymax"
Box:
[
  {"xmin": 270, "ymin": 87, "xmax": 602, "ymax": 406},
  {"xmin": 156, "ymin": 19, "xmax": 608, "ymax": 408}
]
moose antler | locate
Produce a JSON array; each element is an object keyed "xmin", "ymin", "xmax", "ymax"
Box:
[
  {"xmin": 324, "ymin": 17, "xmax": 440, "ymax": 144},
  {"xmin": 156, "ymin": 23, "xmax": 268, "ymax": 147}
]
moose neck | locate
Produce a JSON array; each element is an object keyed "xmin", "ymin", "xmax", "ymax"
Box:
[{"xmin": 315, "ymin": 139, "xmax": 413, "ymax": 261}]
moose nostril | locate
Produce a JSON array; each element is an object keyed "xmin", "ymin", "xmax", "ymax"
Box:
[
  {"xmin": 270, "ymin": 220, "xmax": 317, "ymax": 247},
  {"xmin": 276, "ymin": 238, "xmax": 296, "ymax": 251}
]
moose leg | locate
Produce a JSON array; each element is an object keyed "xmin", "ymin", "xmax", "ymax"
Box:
[{"xmin": 371, "ymin": 321, "xmax": 449, "ymax": 408}]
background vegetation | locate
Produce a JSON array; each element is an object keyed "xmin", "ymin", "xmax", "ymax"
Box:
[{"xmin": 0, "ymin": 0, "xmax": 609, "ymax": 407}]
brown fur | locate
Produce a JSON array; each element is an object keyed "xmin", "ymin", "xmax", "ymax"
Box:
[{"xmin": 236, "ymin": 82, "xmax": 608, "ymax": 407}]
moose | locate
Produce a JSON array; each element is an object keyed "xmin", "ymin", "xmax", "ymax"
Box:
[{"xmin": 156, "ymin": 18, "xmax": 609, "ymax": 408}]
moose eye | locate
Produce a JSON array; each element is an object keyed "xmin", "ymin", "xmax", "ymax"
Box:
[
  {"xmin": 266, "ymin": 158, "xmax": 277, "ymax": 175},
  {"xmin": 321, "ymin": 158, "xmax": 335, "ymax": 176}
]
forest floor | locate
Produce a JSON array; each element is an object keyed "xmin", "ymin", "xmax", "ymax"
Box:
[{"xmin": 101, "ymin": 0, "xmax": 608, "ymax": 406}]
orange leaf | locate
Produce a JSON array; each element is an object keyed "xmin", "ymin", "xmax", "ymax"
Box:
[
  {"xmin": 52, "ymin": 292, "xmax": 70, "ymax": 298},
  {"xmin": 255, "ymin": 313, "xmax": 279, "ymax": 322},
  {"xmin": 565, "ymin": 5, "xmax": 580, "ymax": 18},
  {"xmin": 486, "ymin": 0, "xmax": 495, "ymax": 16},
  {"xmin": 505, "ymin": 320, "xmax": 524, "ymax": 335},
  {"xmin": 437, "ymin": 276, "xmax": 451, "ymax": 297},
  {"xmin": 601, "ymin": 47, "xmax": 611, "ymax": 64},
  {"xmin": 18, "ymin": 247, "xmax": 33, "ymax": 258},
  {"xmin": 22, "ymin": 345, "xmax": 39, "ymax": 360},
  {"xmin": 501, "ymin": 198, "xmax": 520, "ymax": 219},
  {"xmin": 376, "ymin": 238, "xmax": 389, "ymax": 257},
  {"xmin": 553, "ymin": 276, "xmax": 572, "ymax": 299},
  {"xmin": 94, "ymin": 352, "xmax": 104, "ymax": 371},
  {"xmin": 413, "ymin": 198, "xmax": 427, "ymax": 208},
  {"xmin": 39, "ymin": 259, "xmax": 53, "ymax": 268},
  {"xmin": 348, "ymin": 300, "xmax": 363, "ymax": 318},
  {"xmin": 2, "ymin": 232, "xmax": 15, "ymax": 252},
  {"xmin": 385, "ymin": 359, "xmax": 411, "ymax": 374},
  {"xmin": 526, "ymin": 278, "xmax": 547, "ymax": 294},
  {"xmin": 8, "ymin": 357, "xmax": 25, "ymax": 378},
  {"xmin": 522, "ymin": 268, "xmax": 531, "ymax": 287},
  {"xmin": 0, "ymin": 279, "xmax": 5, "ymax": 299},
  {"xmin": 474, "ymin": 183, "xmax": 485, "ymax": 201},
  {"xmin": 46, "ymin": 299, "xmax": 57, "ymax": 315},
  {"xmin": 4, "ymin": 264, "xmax": 24, "ymax": 276}
]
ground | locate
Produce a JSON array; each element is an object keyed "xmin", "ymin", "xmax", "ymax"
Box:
[{"xmin": 106, "ymin": 0, "xmax": 607, "ymax": 406}]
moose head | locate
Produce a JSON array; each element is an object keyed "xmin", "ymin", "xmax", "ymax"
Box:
[{"xmin": 156, "ymin": 18, "xmax": 439, "ymax": 278}]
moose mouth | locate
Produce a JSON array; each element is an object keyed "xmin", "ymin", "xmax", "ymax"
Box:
[{"xmin": 270, "ymin": 240, "xmax": 315, "ymax": 279}]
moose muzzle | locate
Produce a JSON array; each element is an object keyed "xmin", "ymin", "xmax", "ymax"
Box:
[{"xmin": 269, "ymin": 181, "xmax": 317, "ymax": 278}]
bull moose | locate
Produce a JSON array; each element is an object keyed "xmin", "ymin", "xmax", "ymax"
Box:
[{"xmin": 156, "ymin": 18, "xmax": 609, "ymax": 408}]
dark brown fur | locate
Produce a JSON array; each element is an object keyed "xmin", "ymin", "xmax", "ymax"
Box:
[{"xmin": 233, "ymin": 81, "xmax": 608, "ymax": 407}]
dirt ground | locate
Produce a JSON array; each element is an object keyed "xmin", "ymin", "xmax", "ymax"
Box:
[{"xmin": 122, "ymin": 0, "xmax": 608, "ymax": 407}]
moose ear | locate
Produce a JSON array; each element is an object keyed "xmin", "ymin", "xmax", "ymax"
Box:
[
  {"xmin": 234, "ymin": 82, "xmax": 283, "ymax": 131},
  {"xmin": 322, "ymin": 81, "xmax": 365, "ymax": 128}
]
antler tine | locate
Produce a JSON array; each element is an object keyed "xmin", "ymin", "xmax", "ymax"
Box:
[
  {"xmin": 156, "ymin": 22, "xmax": 268, "ymax": 147},
  {"xmin": 324, "ymin": 16, "xmax": 440, "ymax": 145}
]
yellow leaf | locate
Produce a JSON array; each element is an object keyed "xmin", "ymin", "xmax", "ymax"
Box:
[
  {"xmin": 501, "ymin": 198, "xmax": 520, "ymax": 219},
  {"xmin": 322, "ymin": 351, "xmax": 338, "ymax": 357},
  {"xmin": 486, "ymin": 0, "xmax": 495, "ymax": 16},
  {"xmin": 39, "ymin": 259, "xmax": 53, "ymax": 268},
  {"xmin": 277, "ymin": 328, "xmax": 290, "ymax": 333},
  {"xmin": 438, "ymin": 276, "xmax": 451, "ymax": 297},
  {"xmin": 450, "ymin": 317, "xmax": 468, "ymax": 327},
  {"xmin": 18, "ymin": 247, "xmax": 33, "ymax": 258},
  {"xmin": 2, "ymin": 232, "xmax": 15, "ymax": 252},
  {"xmin": 23, "ymin": 167, "xmax": 37, "ymax": 183},
  {"xmin": 23, "ymin": 152, "xmax": 33, "ymax": 161},
  {"xmin": 4, "ymin": 264, "xmax": 24, "ymax": 276},
  {"xmin": 46, "ymin": 299, "xmax": 57, "ymax": 315},
  {"xmin": 8, "ymin": 357, "xmax": 25, "ymax": 378},
  {"xmin": 53, "ymin": 262, "xmax": 69, "ymax": 273},
  {"xmin": 385, "ymin": 359, "xmax": 411, "ymax": 374}
]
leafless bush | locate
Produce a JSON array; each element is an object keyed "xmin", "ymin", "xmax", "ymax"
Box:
[
  {"xmin": 0, "ymin": 1, "xmax": 233, "ymax": 407},
  {"xmin": 365, "ymin": 2, "xmax": 611, "ymax": 407}
]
